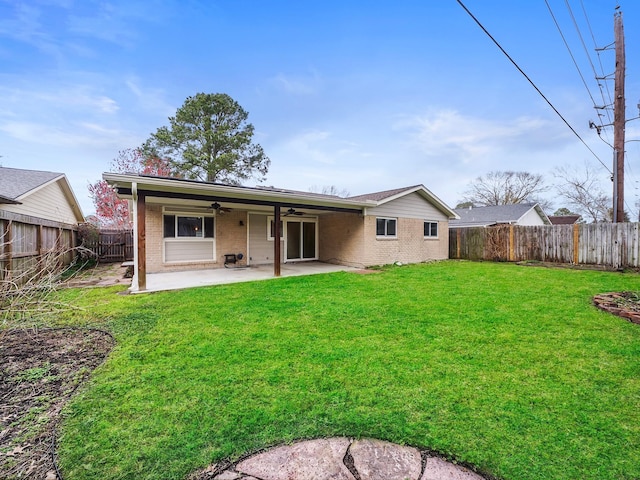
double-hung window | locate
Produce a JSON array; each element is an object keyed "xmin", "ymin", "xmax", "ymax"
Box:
[
  {"xmin": 376, "ymin": 217, "xmax": 397, "ymax": 238},
  {"xmin": 164, "ymin": 215, "xmax": 214, "ymax": 238},
  {"xmin": 424, "ymin": 221, "xmax": 438, "ymax": 238},
  {"xmin": 163, "ymin": 213, "xmax": 215, "ymax": 263}
]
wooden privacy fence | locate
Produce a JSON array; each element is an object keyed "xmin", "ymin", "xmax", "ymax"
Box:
[
  {"xmin": 0, "ymin": 215, "xmax": 76, "ymax": 281},
  {"xmin": 82, "ymin": 229, "xmax": 133, "ymax": 263},
  {"xmin": 450, "ymin": 223, "xmax": 640, "ymax": 269}
]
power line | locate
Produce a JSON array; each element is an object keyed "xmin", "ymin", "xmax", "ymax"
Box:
[
  {"xmin": 566, "ymin": 0, "xmax": 615, "ymax": 131},
  {"xmin": 555, "ymin": 0, "xmax": 615, "ymax": 148},
  {"xmin": 455, "ymin": 0, "xmax": 612, "ymax": 174},
  {"xmin": 580, "ymin": 0, "xmax": 615, "ymax": 126},
  {"xmin": 545, "ymin": 1, "xmax": 599, "ymax": 114}
]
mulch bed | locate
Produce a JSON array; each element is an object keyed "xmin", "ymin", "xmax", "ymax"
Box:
[
  {"xmin": 593, "ymin": 292, "xmax": 640, "ymax": 325},
  {"xmin": 0, "ymin": 328, "xmax": 114, "ymax": 479}
]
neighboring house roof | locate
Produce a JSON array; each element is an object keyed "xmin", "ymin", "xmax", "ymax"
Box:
[
  {"xmin": 0, "ymin": 194, "xmax": 20, "ymax": 205},
  {"xmin": 0, "ymin": 166, "xmax": 85, "ymax": 222},
  {"xmin": 103, "ymin": 174, "xmax": 458, "ymax": 219},
  {"xmin": 450, "ymin": 203, "xmax": 551, "ymax": 227},
  {"xmin": 548, "ymin": 215, "xmax": 581, "ymax": 225},
  {"xmin": 0, "ymin": 167, "xmax": 62, "ymax": 203},
  {"xmin": 348, "ymin": 185, "xmax": 422, "ymax": 202}
]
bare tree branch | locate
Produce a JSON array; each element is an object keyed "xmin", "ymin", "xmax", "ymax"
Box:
[
  {"xmin": 462, "ymin": 171, "xmax": 549, "ymax": 206},
  {"xmin": 553, "ymin": 163, "xmax": 611, "ymax": 223}
]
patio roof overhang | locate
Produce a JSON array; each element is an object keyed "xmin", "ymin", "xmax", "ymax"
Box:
[
  {"xmin": 114, "ymin": 188, "xmax": 364, "ymax": 214},
  {"xmin": 103, "ymin": 173, "xmax": 373, "ymax": 292},
  {"xmin": 104, "ymin": 173, "xmax": 373, "ymax": 213}
]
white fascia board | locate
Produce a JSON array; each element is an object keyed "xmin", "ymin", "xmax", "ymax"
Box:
[
  {"xmin": 103, "ymin": 173, "xmax": 376, "ymax": 210},
  {"xmin": 375, "ymin": 184, "xmax": 459, "ymax": 219}
]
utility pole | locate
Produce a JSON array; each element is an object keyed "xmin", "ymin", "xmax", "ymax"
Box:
[{"xmin": 613, "ymin": 9, "xmax": 625, "ymax": 222}]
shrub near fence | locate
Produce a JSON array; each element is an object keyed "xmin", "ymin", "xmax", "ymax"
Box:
[{"xmin": 450, "ymin": 223, "xmax": 640, "ymax": 269}]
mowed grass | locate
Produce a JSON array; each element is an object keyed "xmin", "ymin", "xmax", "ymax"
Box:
[{"xmin": 56, "ymin": 261, "xmax": 640, "ymax": 480}]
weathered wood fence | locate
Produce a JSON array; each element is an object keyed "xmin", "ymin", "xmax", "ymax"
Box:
[
  {"xmin": 449, "ymin": 223, "xmax": 640, "ymax": 269},
  {"xmin": 82, "ymin": 229, "xmax": 133, "ymax": 263},
  {"xmin": 0, "ymin": 212, "xmax": 77, "ymax": 281}
]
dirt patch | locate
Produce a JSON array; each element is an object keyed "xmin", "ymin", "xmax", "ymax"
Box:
[
  {"xmin": 351, "ymin": 269, "xmax": 382, "ymax": 275},
  {"xmin": 0, "ymin": 328, "xmax": 114, "ymax": 479},
  {"xmin": 517, "ymin": 260, "xmax": 637, "ymax": 272},
  {"xmin": 593, "ymin": 292, "xmax": 640, "ymax": 325},
  {"xmin": 63, "ymin": 262, "xmax": 131, "ymax": 288}
]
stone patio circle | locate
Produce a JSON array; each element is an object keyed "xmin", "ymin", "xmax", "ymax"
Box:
[{"xmin": 203, "ymin": 437, "xmax": 487, "ymax": 480}]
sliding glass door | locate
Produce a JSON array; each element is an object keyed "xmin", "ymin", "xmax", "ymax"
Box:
[{"xmin": 285, "ymin": 220, "xmax": 317, "ymax": 261}]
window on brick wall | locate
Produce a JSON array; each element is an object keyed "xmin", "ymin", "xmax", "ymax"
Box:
[
  {"xmin": 163, "ymin": 215, "xmax": 214, "ymax": 238},
  {"xmin": 376, "ymin": 217, "xmax": 397, "ymax": 238},
  {"xmin": 424, "ymin": 221, "xmax": 438, "ymax": 238},
  {"xmin": 162, "ymin": 212, "xmax": 215, "ymax": 263}
]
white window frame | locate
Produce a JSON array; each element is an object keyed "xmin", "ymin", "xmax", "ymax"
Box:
[
  {"xmin": 164, "ymin": 215, "xmax": 214, "ymax": 239},
  {"xmin": 284, "ymin": 216, "xmax": 319, "ymax": 262},
  {"xmin": 424, "ymin": 220, "xmax": 439, "ymax": 239},
  {"xmin": 376, "ymin": 217, "xmax": 397, "ymax": 238},
  {"xmin": 266, "ymin": 216, "xmax": 284, "ymax": 241},
  {"xmin": 162, "ymin": 209, "xmax": 216, "ymax": 264}
]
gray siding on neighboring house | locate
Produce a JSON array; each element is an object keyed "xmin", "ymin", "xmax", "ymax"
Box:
[
  {"xmin": 365, "ymin": 192, "xmax": 449, "ymax": 220},
  {"xmin": 2, "ymin": 180, "xmax": 78, "ymax": 225}
]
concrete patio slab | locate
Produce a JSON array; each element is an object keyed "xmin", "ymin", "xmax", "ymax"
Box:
[{"xmin": 137, "ymin": 262, "xmax": 358, "ymax": 293}]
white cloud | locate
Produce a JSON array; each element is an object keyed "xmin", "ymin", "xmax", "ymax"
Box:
[
  {"xmin": 395, "ymin": 109, "xmax": 567, "ymax": 163},
  {"xmin": 125, "ymin": 77, "xmax": 173, "ymax": 116},
  {"xmin": 0, "ymin": 84, "xmax": 119, "ymax": 116},
  {"xmin": 0, "ymin": 120, "xmax": 137, "ymax": 149},
  {"xmin": 270, "ymin": 71, "xmax": 322, "ymax": 95}
]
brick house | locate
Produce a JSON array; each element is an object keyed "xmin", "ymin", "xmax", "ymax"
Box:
[{"xmin": 104, "ymin": 173, "xmax": 458, "ymax": 292}]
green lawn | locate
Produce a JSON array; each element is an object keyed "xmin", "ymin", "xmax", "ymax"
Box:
[{"xmin": 55, "ymin": 261, "xmax": 640, "ymax": 480}]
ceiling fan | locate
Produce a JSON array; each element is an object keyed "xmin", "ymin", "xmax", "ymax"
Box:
[
  {"xmin": 284, "ymin": 207, "xmax": 305, "ymax": 217},
  {"xmin": 211, "ymin": 202, "xmax": 233, "ymax": 214}
]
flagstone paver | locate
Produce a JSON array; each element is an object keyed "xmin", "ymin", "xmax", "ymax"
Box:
[
  {"xmin": 422, "ymin": 456, "xmax": 486, "ymax": 480},
  {"xmin": 206, "ymin": 438, "xmax": 488, "ymax": 480},
  {"xmin": 349, "ymin": 439, "xmax": 422, "ymax": 480},
  {"xmin": 234, "ymin": 437, "xmax": 353, "ymax": 480}
]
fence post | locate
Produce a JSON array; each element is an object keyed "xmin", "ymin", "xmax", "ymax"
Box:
[
  {"xmin": 456, "ymin": 229, "xmax": 461, "ymax": 259},
  {"xmin": 573, "ymin": 223, "xmax": 579, "ymax": 265},
  {"xmin": 6, "ymin": 220, "xmax": 12, "ymax": 279},
  {"xmin": 509, "ymin": 225, "xmax": 515, "ymax": 261}
]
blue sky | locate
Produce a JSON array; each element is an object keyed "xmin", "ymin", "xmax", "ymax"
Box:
[{"xmin": 1, "ymin": 0, "xmax": 639, "ymax": 217}]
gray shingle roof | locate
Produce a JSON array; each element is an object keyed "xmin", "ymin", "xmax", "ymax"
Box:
[
  {"xmin": 548, "ymin": 215, "xmax": 580, "ymax": 225},
  {"xmin": 347, "ymin": 185, "xmax": 422, "ymax": 201},
  {"xmin": 451, "ymin": 203, "xmax": 539, "ymax": 227},
  {"xmin": 0, "ymin": 167, "xmax": 63, "ymax": 203}
]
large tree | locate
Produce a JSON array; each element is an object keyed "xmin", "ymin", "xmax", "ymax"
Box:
[
  {"xmin": 553, "ymin": 164, "xmax": 611, "ymax": 223},
  {"xmin": 88, "ymin": 148, "xmax": 172, "ymax": 229},
  {"xmin": 461, "ymin": 171, "xmax": 549, "ymax": 206},
  {"xmin": 142, "ymin": 93, "xmax": 270, "ymax": 184}
]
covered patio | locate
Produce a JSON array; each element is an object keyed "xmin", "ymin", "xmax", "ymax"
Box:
[{"xmin": 137, "ymin": 261, "xmax": 358, "ymax": 293}]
